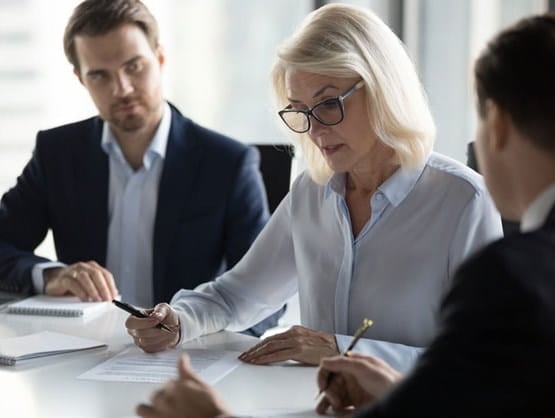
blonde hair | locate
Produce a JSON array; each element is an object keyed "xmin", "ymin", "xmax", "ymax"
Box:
[{"xmin": 272, "ymin": 3, "xmax": 435, "ymax": 184}]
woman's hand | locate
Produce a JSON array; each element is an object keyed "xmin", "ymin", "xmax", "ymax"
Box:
[
  {"xmin": 136, "ymin": 355, "xmax": 232, "ymax": 418},
  {"xmin": 239, "ymin": 325, "xmax": 339, "ymax": 365},
  {"xmin": 125, "ymin": 303, "xmax": 180, "ymax": 353},
  {"xmin": 316, "ymin": 353, "xmax": 403, "ymax": 415}
]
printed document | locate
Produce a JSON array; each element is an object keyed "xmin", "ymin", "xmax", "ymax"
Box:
[{"xmin": 78, "ymin": 345, "xmax": 241, "ymax": 384}]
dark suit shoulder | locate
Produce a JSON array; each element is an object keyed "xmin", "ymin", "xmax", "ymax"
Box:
[
  {"xmin": 36, "ymin": 116, "xmax": 102, "ymax": 150},
  {"xmin": 454, "ymin": 228, "xmax": 555, "ymax": 290},
  {"xmin": 441, "ymin": 227, "xmax": 555, "ymax": 338}
]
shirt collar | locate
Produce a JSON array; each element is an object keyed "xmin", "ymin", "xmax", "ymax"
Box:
[
  {"xmin": 521, "ymin": 183, "xmax": 555, "ymax": 232},
  {"xmin": 324, "ymin": 160, "xmax": 426, "ymax": 207},
  {"xmin": 101, "ymin": 102, "xmax": 171, "ymax": 169}
]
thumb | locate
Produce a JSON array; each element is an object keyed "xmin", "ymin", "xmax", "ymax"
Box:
[{"xmin": 178, "ymin": 354, "xmax": 201, "ymax": 383}]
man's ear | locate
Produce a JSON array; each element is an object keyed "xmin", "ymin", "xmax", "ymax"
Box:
[
  {"xmin": 156, "ymin": 44, "xmax": 165, "ymax": 67},
  {"xmin": 485, "ymin": 99, "xmax": 509, "ymax": 152}
]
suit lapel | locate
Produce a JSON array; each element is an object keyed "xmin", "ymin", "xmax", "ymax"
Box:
[
  {"xmin": 73, "ymin": 117, "xmax": 109, "ymax": 265},
  {"xmin": 153, "ymin": 106, "xmax": 202, "ymax": 299}
]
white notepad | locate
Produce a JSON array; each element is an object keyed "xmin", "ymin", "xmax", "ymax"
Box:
[
  {"xmin": 6, "ymin": 295, "xmax": 112, "ymax": 317},
  {"xmin": 0, "ymin": 331, "xmax": 107, "ymax": 366}
]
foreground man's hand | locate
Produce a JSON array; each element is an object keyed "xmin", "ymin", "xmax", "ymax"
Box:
[{"xmin": 316, "ymin": 353, "xmax": 403, "ymax": 415}]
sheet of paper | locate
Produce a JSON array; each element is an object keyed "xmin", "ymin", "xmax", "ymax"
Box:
[{"xmin": 78, "ymin": 345, "xmax": 241, "ymax": 384}]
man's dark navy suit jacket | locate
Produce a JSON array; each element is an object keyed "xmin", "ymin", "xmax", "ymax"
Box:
[{"xmin": 0, "ymin": 104, "xmax": 281, "ymax": 334}]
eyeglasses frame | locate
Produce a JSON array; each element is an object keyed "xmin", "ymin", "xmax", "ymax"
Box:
[{"xmin": 278, "ymin": 79, "xmax": 365, "ymax": 134}]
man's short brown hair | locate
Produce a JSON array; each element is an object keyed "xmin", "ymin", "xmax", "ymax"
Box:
[
  {"xmin": 475, "ymin": 14, "xmax": 555, "ymax": 153},
  {"xmin": 63, "ymin": 0, "xmax": 159, "ymax": 72}
]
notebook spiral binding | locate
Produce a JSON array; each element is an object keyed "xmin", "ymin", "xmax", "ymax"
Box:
[{"xmin": 7, "ymin": 307, "xmax": 84, "ymax": 317}]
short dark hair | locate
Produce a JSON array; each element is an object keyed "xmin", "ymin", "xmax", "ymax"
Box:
[
  {"xmin": 475, "ymin": 14, "xmax": 555, "ymax": 153},
  {"xmin": 63, "ymin": 0, "xmax": 159, "ymax": 72}
]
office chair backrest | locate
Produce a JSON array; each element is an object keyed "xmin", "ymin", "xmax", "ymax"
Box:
[{"xmin": 255, "ymin": 144, "xmax": 294, "ymax": 214}]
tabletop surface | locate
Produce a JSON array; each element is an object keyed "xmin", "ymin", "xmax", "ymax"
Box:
[{"xmin": 0, "ymin": 305, "xmax": 320, "ymax": 418}]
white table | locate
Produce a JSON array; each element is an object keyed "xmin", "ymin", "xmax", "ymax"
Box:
[{"xmin": 0, "ymin": 308, "xmax": 320, "ymax": 418}]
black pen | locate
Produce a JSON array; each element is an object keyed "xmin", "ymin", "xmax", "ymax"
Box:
[
  {"xmin": 112, "ymin": 299, "xmax": 175, "ymax": 334},
  {"xmin": 316, "ymin": 318, "xmax": 373, "ymax": 399}
]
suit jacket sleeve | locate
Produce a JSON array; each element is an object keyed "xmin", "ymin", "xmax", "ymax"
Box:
[
  {"xmin": 222, "ymin": 145, "xmax": 269, "ymax": 269},
  {"xmin": 0, "ymin": 137, "xmax": 52, "ymax": 293},
  {"xmin": 357, "ymin": 235, "xmax": 555, "ymax": 418}
]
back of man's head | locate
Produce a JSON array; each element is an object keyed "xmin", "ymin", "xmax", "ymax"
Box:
[
  {"xmin": 475, "ymin": 14, "xmax": 555, "ymax": 154},
  {"xmin": 63, "ymin": 0, "xmax": 159, "ymax": 72}
]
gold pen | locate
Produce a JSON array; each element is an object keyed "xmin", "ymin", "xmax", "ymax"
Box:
[{"xmin": 315, "ymin": 318, "xmax": 373, "ymax": 399}]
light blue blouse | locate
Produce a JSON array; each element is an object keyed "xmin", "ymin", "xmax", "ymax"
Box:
[{"xmin": 171, "ymin": 152, "xmax": 503, "ymax": 372}]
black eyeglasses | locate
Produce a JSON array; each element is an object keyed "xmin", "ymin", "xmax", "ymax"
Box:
[{"xmin": 278, "ymin": 79, "xmax": 365, "ymax": 133}]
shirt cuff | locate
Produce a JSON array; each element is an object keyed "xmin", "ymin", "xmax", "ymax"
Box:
[
  {"xmin": 31, "ymin": 261, "xmax": 66, "ymax": 293},
  {"xmin": 335, "ymin": 334, "xmax": 424, "ymax": 373}
]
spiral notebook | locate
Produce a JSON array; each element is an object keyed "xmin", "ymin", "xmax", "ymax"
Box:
[
  {"xmin": 6, "ymin": 295, "xmax": 112, "ymax": 317},
  {"xmin": 0, "ymin": 331, "xmax": 106, "ymax": 366}
]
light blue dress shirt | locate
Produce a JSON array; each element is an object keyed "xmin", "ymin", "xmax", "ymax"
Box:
[
  {"xmin": 170, "ymin": 152, "xmax": 503, "ymax": 372},
  {"xmin": 101, "ymin": 103, "xmax": 171, "ymax": 307},
  {"xmin": 33, "ymin": 103, "xmax": 171, "ymax": 308}
]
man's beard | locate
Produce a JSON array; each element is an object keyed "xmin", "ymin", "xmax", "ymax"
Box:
[{"xmin": 112, "ymin": 113, "xmax": 146, "ymax": 132}]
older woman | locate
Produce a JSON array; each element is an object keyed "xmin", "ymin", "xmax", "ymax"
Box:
[{"xmin": 126, "ymin": 3, "xmax": 501, "ymax": 375}]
